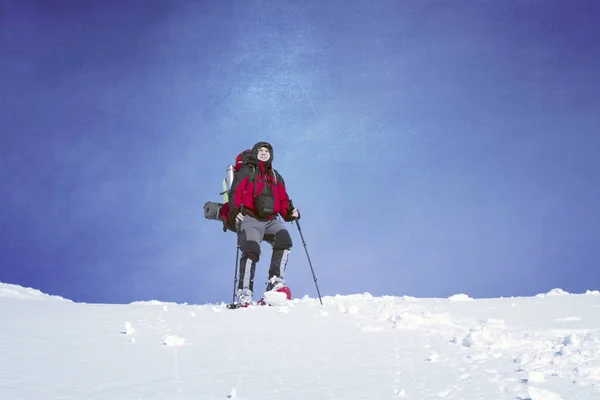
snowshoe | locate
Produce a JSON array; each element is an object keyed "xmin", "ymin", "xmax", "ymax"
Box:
[{"xmin": 257, "ymin": 285, "xmax": 292, "ymax": 306}]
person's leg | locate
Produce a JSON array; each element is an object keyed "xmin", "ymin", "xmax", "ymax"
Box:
[
  {"xmin": 237, "ymin": 216, "xmax": 266, "ymax": 301},
  {"xmin": 264, "ymin": 219, "xmax": 293, "ymax": 290}
]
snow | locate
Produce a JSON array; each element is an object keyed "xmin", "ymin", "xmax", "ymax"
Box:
[
  {"xmin": 262, "ymin": 289, "xmax": 288, "ymax": 306},
  {"xmin": 163, "ymin": 334, "xmax": 186, "ymax": 346},
  {"xmin": 448, "ymin": 293, "xmax": 473, "ymax": 302},
  {"xmin": 0, "ymin": 282, "xmax": 72, "ymax": 301},
  {"xmin": 536, "ymin": 288, "xmax": 571, "ymax": 298},
  {"xmin": 2, "ymin": 282, "xmax": 600, "ymax": 399}
]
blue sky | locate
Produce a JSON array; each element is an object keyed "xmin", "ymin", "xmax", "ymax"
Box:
[{"xmin": 2, "ymin": 0, "xmax": 599, "ymax": 304}]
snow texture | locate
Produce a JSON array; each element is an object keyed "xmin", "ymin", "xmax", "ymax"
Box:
[
  {"xmin": 262, "ymin": 289, "xmax": 288, "ymax": 306},
  {"xmin": 0, "ymin": 282, "xmax": 71, "ymax": 301},
  {"xmin": 2, "ymin": 282, "xmax": 600, "ymax": 399}
]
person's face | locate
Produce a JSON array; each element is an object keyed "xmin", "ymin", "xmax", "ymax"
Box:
[{"xmin": 257, "ymin": 147, "xmax": 271, "ymax": 162}]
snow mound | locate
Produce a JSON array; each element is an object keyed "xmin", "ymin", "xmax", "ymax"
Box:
[
  {"xmin": 528, "ymin": 386, "xmax": 562, "ymax": 400},
  {"xmin": 448, "ymin": 293, "xmax": 472, "ymax": 302},
  {"xmin": 263, "ymin": 289, "xmax": 289, "ymax": 306},
  {"xmin": 129, "ymin": 300, "xmax": 180, "ymax": 306},
  {"xmin": 0, "ymin": 282, "xmax": 71, "ymax": 302},
  {"xmin": 457, "ymin": 323, "xmax": 515, "ymax": 349},
  {"xmin": 123, "ymin": 321, "xmax": 135, "ymax": 335},
  {"xmin": 536, "ymin": 288, "xmax": 570, "ymax": 297}
]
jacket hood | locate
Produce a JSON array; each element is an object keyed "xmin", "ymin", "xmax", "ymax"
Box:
[{"xmin": 251, "ymin": 141, "xmax": 274, "ymax": 167}]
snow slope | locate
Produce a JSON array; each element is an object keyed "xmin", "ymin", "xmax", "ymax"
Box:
[{"xmin": 1, "ymin": 283, "xmax": 600, "ymax": 400}]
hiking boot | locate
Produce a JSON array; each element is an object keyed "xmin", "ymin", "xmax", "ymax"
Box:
[
  {"xmin": 261, "ymin": 276, "xmax": 292, "ymax": 304},
  {"xmin": 265, "ymin": 276, "xmax": 285, "ymax": 292},
  {"xmin": 236, "ymin": 289, "xmax": 253, "ymax": 306}
]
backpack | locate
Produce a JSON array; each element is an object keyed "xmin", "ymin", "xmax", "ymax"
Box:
[
  {"xmin": 220, "ymin": 149, "xmax": 253, "ymax": 203},
  {"xmin": 203, "ymin": 149, "xmax": 279, "ymax": 232}
]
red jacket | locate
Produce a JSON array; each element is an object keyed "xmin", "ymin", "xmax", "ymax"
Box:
[{"xmin": 228, "ymin": 161, "xmax": 292, "ymax": 221}]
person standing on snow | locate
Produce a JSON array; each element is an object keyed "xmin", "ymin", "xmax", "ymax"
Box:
[{"xmin": 227, "ymin": 141, "xmax": 300, "ymax": 306}]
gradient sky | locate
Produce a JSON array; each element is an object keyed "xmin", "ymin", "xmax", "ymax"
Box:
[{"xmin": 2, "ymin": 0, "xmax": 599, "ymax": 304}]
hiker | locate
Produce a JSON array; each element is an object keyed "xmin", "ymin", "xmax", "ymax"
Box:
[{"xmin": 225, "ymin": 141, "xmax": 300, "ymax": 306}]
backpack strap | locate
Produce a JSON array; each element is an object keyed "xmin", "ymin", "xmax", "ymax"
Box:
[
  {"xmin": 250, "ymin": 165, "xmax": 258, "ymax": 198},
  {"xmin": 251, "ymin": 166, "xmax": 282, "ymax": 198}
]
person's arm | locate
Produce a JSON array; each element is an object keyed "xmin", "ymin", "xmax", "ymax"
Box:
[{"xmin": 276, "ymin": 172, "xmax": 300, "ymax": 221}]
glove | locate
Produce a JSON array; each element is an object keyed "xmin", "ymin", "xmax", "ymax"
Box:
[
  {"xmin": 287, "ymin": 207, "xmax": 300, "ymax": 221},
  {"xmin": 228, "ymin": 207, "xmax": 241, "ymax": 222},
  {"xmin": 223, "ymin": 219, "xmax": 237, "ymax": 233},
  {"xmin": 228, "ymin": 207, "xmax": 245, "ymax": 230}
]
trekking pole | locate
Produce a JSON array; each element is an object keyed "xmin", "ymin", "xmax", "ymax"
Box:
[
  {"xmin": 294, "ymin": 219, "xmax": 323, "ymax": 305},
  {"xmin": 231, "ymin": 224, "xmax": 241, "ymax": 303}
]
